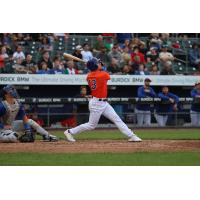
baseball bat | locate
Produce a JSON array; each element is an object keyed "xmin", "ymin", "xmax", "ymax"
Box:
[{"xmin": 63, "ymin": 53, "xmax": 86, "ymax": 63}]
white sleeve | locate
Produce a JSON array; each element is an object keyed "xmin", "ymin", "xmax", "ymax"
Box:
[
  {"xmin": 159, "ymin": 52, "xmax": 162, "ymax": 58},
  {"xmin": 21, "ymin": 52, "xmax": 25, "ymax": 59},
  {"xmin": 13, "ymin": 52, "xmax": 17, "ymax": 59}
]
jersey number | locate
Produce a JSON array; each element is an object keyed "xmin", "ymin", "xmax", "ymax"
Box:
[{"xmin": 89, "ymin": 79, "xmax": 97, "ymax": 90}]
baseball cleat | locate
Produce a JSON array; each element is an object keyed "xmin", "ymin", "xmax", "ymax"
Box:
[
  {"xmin": 64, "ymin": 130, "xmax": 76, "ymax": 142},
  {"xmin": 128, "ymin": 134, "xmax": 142, "ymax": 142},
  {"xmin": 43, "ymin": 134, "xmax": 58, "ymax": 142}
]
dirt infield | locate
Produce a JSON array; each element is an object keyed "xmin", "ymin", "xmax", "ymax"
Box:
[{"xmin": 0, "ymin": 140, "xmax": 200, "ymax": 153}]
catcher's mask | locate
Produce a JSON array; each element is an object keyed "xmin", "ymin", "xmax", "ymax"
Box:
[{"xmin": 2, "ymin": 85, "xmax": 19, "ymax": 99}]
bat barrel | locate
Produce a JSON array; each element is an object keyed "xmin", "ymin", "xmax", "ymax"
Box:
[{"xmin": 63, "ymin": 53, "xmax": 86, "ymax": 63}]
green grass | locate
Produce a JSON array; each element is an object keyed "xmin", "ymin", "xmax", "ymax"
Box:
[
  {"xmin": 0, "ymin": 152, "xmax": 200, "ymax": 166},
  {"xmin": 1, "ymin": 129, "xmax": 200, "ymax": 166},
  {"xmin": 49, "ymin": 129, "xmax": 200, "ymax": 140}
]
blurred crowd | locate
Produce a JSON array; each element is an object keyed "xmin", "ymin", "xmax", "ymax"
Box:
[{"xmin": 0, "ymin": 33, "xmax": 200, "ymax": 75}]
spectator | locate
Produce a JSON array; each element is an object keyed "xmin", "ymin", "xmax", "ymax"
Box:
[
  {"xmin": 122, "ymin": 64, "xmax": 132, "ymax": 75},
  {"xmin": 159, "ymin": 44, "xmax": 174, "ymax": 67},
  {"xmin": 36, "ymin": 62, "xmax": 49, "ymax": 74},
  {"xmin": 131, "ymin": 46, "xmax": 146, "ymax": 65},
  {"xmin": 160, "ymin": 33, "xmax": 171, "ymax": 47},
  {"xmin": 129, "ymin": 37, "xmax": 143, "ymax": 49},
  {"xmin": 72, "ymin": 45, "xmax": 85, "ymax": 73},
  {"xmin": 21, "ymin": 54, "xmax": 37, "ymax": 74},
  {"xmin": 108, "ymin": 43, "xmax": 122, "ymax": 64},
  {"xmin": 38, "ymin": 51, "xmax": 53, "ymax": 69},
  {"xmin": 4, "ymin": 43, "xmax": 13, "ymax": 55},
  {"xmin": 155, "ymin": 86, "xmax": 179, "ymax": 127},
  {"xmin": 14, "ymin": 33, "xmax": 26, "ymax": 46},
  {"xmin": 104, "ymin": 37, "xmax": 114, "ymax": 51},
  {"xmin": 75, "ymin": 85, "xmax": 92, "ymax": 98},
  {"xmin": 107, "ymin": 58, "xmax": 121, "ymax": 74},
  {"xmin": 49, "ymin": 57, "xmax": 64, "ymax": 74},
  {"xmin": 79, "ymin": 85, "xmax": 87, "ymax": 96},
  {"xmin": 95, "ymin": 46, "xmax": 110, "ymax": 66},
  {"xmin": 40, "ymin": 36, "xmax": 53, "ymax": 52},
  {"xmin": 23, "ymin": 34, "xmax": 32, "ymax": 42},
  {"xmin": 121, "ymin": 46, "xmax": 131, "ymax": 64},
  {"xmin": 116, "ymin": 33, "xmax": 132, "ymax": 44},
  {"xmin": 146, "ymin": 57, "xmax": 153, "ymax": 69},
  {"xmin": 138, "ymin": 42, "xmax": 147, "ymax": 55},
  {"xmin": 136, "ymin": 78, "xmax": 156, "ymax": 126},
  {"xmin": 65, "ymin": 60, "xmax": 78, "ymax": 75},
  {"xmin": 149, "ymin": 63, "xmax": 160, "ymax": 75},
  {"xmin": 12, "ymin": 45, "xmax": 25, "ymax": 61},
  {"xmin": 93, "ymin": 35, "xmax": 105, "ymax": 53},
  {"xmin": 148, "ymin": 33, "xmax": 162, "ymax": 50},
  {"xmin": 81, "ymin": 43, "xmax": 93, "ymax": 62},
  {"xmin": 134, "ymin": 63, "xmax": 150, "ymax": 75},
  {"xmin": 12, "ymin": 58, "xmax": 26, "ymax": 74},
  {"xmin": 160, "ymin": 61, "xmax": 176, "ymax": 75},
  {"xmin": 120, "ymin": 39, "xmax": 130, "ymax": 50},
  {"xmin": 29, "ymin": 33, "xmax": 44, "ymax": 42},
  {"xmin": 189, "ymin": 43, "xmax": 200, "ymax": 71},
  {"xmin": 0, "ymin": 33, "xmax": 12, "ymax": 46},
  {"xmin": 0, "ymin": 46, "xmax": 9, "ymax": 72},
  {"xmin": 146, "ymin": 47, "xmax": 159, "ymax": 63},
  {"xmin": 190, "ymin": 82, "xmax": 200, "ymax": 127},
  {"xmin": 72, "ymin": 45, "xmax": 83, "ymax": 60}
]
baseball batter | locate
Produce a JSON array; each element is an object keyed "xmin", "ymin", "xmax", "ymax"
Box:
[
  {"xmin": 64, "ymin": 58, "xmax": 142, "ymax": 142},
  {"xmin": 0, "ymin": 85, "xmax": 58, "ymax": 142},
  {"xmin": 190, "ymin": 82, "xmax": 200, "ymax": 126}
]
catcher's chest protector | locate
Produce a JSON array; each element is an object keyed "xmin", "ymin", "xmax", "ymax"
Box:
[{"xmin": 2, "ymin": 100, "xmax": 20, "ymax": 125}]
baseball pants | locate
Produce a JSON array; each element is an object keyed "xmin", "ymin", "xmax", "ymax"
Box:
[
  {"xmin": 0, "ymin": 121, "xmax": 26, "ymax": 142},
  {"xmin": 135, "ymin": 109, "xmax": 151, "ymax": 126},
  {"xmin": 0, "ymin": 119, "xmax": 49, "ymax": 142},
  {"xmin": 69, "ymin": 97, "xmax": 134, "ymax": 138},
  {"xmin": 0, "ymin": 130, "xmax": 18, "ymax": 142},
  {"xmin": 190, "ymin": 110, "xmax": 200, "ymax": 127},
  {"xmin": 154, "ymin": 114, "xmax": 168, "ymax": 127}
]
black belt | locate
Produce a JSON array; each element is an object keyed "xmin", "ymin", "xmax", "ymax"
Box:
[
  {"xmin": 98, "ymin": 98, "xmax": 107, "ymax": 101},
  {"xmin": 92, "ymin": 97, "xmax": 107, "ymax": 101}
]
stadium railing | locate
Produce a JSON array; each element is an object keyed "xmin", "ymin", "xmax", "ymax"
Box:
[{"xmin": 15, "ymin": 97, "xmax": 200, "ymax": 128}]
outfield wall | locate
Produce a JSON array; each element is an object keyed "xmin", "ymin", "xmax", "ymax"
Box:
[{"xmin": 0, "ymin": 74, "xmax": 200, "ymax": 86}]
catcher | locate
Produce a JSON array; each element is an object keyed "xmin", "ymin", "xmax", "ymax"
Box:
[{"xmin": 0, "ymin": 85, "xmax": 58, "ymax": 142}]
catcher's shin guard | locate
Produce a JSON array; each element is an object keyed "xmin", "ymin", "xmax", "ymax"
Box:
[{"xmin": 28, "ymin": 119, "xmax": 49, "ymax": 137}]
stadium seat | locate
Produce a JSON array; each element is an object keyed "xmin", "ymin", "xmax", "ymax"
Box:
[
  {"xmin": 27, "ymin": 41, "xmax": 41, "ymax": 49},
  {"xmin": 80, "ymin": 37, "xmax": 93, "ymax": 46},
  {"xmin": 65, "ymin": 37, "xmax": 79, "ymax": 53},
  {"xmin": 53, "ymin": 41, "xmax": 65, "ymax": 50},
  {"xmin": 187, "ymin": 66, "xmax": 198, "ymax": 75},
  {"xmin": 173, "ymin": 62, "xmax": 186, "ymax": 74}
]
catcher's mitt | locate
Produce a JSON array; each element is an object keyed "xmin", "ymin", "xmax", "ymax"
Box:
[{"xmin": 18, "ymin": 129, "xmax": 35, "ymax": 143}]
